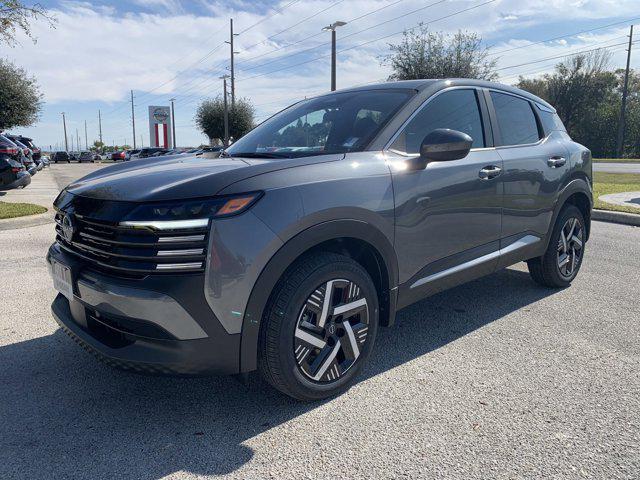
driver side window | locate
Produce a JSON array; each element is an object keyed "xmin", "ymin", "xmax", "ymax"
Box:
[{"xmin": 390, "ymin": 89, "xmax": 485, "ymax": 154}]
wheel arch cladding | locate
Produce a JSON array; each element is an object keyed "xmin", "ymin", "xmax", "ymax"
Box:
[
  {"xmin": 564, "ymin": 191, "xmax": 592, "ymax": 240},
  {"xmin": 238, "ymin": 219, "xmax": 399, "ymax": 373}
]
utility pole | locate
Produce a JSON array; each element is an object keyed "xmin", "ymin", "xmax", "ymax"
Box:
[
  {"xmin": 61, "ymin": 112, "xmax": 68, "ymax": 152},
  {"xmin": 98, "ymin": 110, "xmax": 103, "ymax": 145},
  {"xmin": 131, "ymin": 90, "xmax": 137, "ymax": 149},
  {"xmin": 170, "ymin": 98, "xmax": 177, "ymax": 148},
  {"xmin": 220, "ymin": 75, "xmax": 230, "ymax": 147},
  {"xmin": 616, "ymin": 25, "xmax": 634, "ymax": 158},
  {"xmin": 322, "ymin": 21, "xmax": 347, "ymax": 91},
  {"xmin": 84, "ymin": 120, "xmax": 88, "ymax": 150},
  {"xmin": 226, "ymin": 19, "xmax": 239, "ymax": 106}
]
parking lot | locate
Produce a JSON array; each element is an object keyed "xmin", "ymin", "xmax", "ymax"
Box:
[{"xmin": 0, "ymin": 164, "xmax": 638, "ymax": 479}]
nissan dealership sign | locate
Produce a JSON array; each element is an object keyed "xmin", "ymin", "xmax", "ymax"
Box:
[{"xmin": 148, "ymin": 106, "xmax": 173, "ymax": 148}]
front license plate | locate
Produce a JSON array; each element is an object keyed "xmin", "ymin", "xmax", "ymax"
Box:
[{"xmin": 51, "ymin": 260, "xmax": 74, "ymax": 300}]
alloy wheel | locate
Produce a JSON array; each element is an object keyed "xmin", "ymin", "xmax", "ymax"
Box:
[
  {"xmin": 294, "ymin": 279, "xmax": 369, "ymax": 383},
  {"xmin": 557, "ymin": 217, "xmax": 584, "ymax": 278}
]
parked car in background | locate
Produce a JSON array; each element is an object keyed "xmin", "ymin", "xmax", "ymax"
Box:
[
  {"xmin": 131, "ymin": 147, "xmax": 169, "ymax": 159},
  {"xmin": 6, "ymin": 136, "xmax": 37, "ymax": 174},
  {"xmin": 52, "ymin": 151, "xmax": 71, "ymax": 163},
  {"xmin": 78, "ymin": 151, "xmax": 94, "ymax": 163},
  {"xmin": 111, "ymin": 151, "xmax": 126, "ymax": 161},
  {"xmin": 124, "ymin": 149, "xmax": 141, "ymax": 161},
  {"xmin": 12, "ymin": 136, "xmax": 41, "ymax": 161},
  {"xmin": 0, "ymin": 135, "xmax": 30, "ymax": 190},
  {"xmin": 47, "ymin": 79, "xmax": 592, "ymax": 401}
]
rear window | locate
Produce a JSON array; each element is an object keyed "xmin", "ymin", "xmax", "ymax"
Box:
[{"xmin": 490, "ymin": 91, "xmax": 540, "ymax": 146}]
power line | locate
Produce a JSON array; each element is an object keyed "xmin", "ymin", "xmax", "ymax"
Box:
[
  {"xmin": 495, "ymin": 39, "xmax": 638, "ymax": 72},
  {"xmin": 237, "ymin": 0, "xmax": 497, "ymax": 83},
  {"xmin": 487, "ymin": 16, "xmax": 640, "ymax": 57},
  {"xmin": 239, "ymin": 0, "xmax": 347, "ymax": 52},
  {"xmin": 237, "ymin": 0, "xmax": 304, "ymax": 35},
  {"xmin": 238, "ymin": 0, "xmax": 411, "ymax": 65}
]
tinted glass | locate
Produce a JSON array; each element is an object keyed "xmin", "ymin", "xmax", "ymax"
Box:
[
  {"xmin": 491, "ymin": 92, "xmax": 540, "ymax": 146},
  {"xmin": 390, "ymin": 89, "xmax": 485, "ymax": 154},
  {"xmin": 536, "ymin": 105, "xmax": 566, "ymax": 134},
  {"xmin": 226, "ymin": 90, "xmax": 413, "ymax": 158}
]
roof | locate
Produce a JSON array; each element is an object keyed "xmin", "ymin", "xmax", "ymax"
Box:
[{"xmin": 334, "ymin": 78, "xmax": 554, "ymax": 110}]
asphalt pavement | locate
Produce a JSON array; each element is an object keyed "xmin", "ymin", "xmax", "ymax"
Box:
[
  {"xmin": 593, "ymin": 162, "xmax": 640, "ymax": 174},
  {"xmin": 0, "ymin": 164, "xmax": 638, "ymax": 479}
]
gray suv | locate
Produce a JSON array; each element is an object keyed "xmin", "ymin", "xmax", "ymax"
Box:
[{"xmin": 47, "ymin": 79, "xmax": 592, "ymax": 400}]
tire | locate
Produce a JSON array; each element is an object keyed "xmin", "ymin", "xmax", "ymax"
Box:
[
  {"xmin": 258, "ymin": 252, "xmax": 379, "ymax": 401},
  {"xmin": 527, "ymin": 204, "xmax": 586, "ymax": 288}
]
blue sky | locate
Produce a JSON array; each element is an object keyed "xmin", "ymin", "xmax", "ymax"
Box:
[{"xmin": 5, "ymin": 0, "xmax": 640, "ymax": 149}]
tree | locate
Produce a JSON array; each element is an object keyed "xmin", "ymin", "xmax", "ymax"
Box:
[
  {"xmin": 517, "ymin": 51, "xmax": 622, "ymax": 157},
  {"xmin": 0, "ymin": 1, "xmax": 56, "ymax": 46},
  {"xmin": 382, "ymin": 26, "xmax": 497, "ymax": 81},
  {"xmin": 0, "ymin": 59, "xmax": 43, "ymax": 131},
  {"xmin": 195, "ymin": 97, "xmax": 255, "ymax": 145}
]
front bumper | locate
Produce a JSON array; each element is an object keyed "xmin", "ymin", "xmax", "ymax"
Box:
[{"xmin": 47, "ymin": 243, "xmax": 241, "ymax": 375}]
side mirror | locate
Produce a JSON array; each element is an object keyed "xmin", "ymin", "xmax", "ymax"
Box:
[{"xmin": 419, "ymin": 129, "xmax": 473, "ymax": 162}]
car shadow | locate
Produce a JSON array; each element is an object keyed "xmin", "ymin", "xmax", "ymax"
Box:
[{"xmin": 0, "ymin": 267, "xmax": 560, "ymax": 479}]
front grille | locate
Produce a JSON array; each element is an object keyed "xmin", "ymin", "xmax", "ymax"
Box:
[{"xmin": 55, "ymin": 212, "xmax": 209, "ymax": 275}]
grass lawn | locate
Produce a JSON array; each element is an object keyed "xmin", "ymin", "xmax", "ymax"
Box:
[
  {"xmin": 593, "ymin": 172, "xmax": 640, "ymax": 215},
  {"xmin": 0, "ymin": 201, "xmax": 47, "ymax": 220},
  {"xmin": 593, "ymin": 158, "xmax": 640, "ymax": 163}
]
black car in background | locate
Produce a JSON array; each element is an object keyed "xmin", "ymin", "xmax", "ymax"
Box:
[
  {"xmin": 0, "ymin": 135, "xmax": 30, "ymax": 190},
  {"xmin": 52, "ymin": 151, "xmax": 71, "ymax": 163}
]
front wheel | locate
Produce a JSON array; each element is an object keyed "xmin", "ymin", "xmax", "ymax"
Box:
[
  {"xmin": 258, "ymin": 252, "xmax": 378, "ymax": 401},
  {"xmin": 528, "ymin": 204, "xmax": 586, "ymax": 288}
]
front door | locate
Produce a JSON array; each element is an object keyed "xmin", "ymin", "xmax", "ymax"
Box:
[{"xmin": 388, "ymin": 88, "xmax": 503, "ymax": 307}]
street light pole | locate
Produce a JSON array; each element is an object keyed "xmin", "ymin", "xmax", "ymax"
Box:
[
  {"xmin": 169, "ymin": 98, "xmax": 176, "ymax": 148},
  {"xmin": 98, "ymin": 109, "xmax": 103, "ymax": 145},
  {"xmin": 220, "ymin": 75, "xmax": 230, "ymax": 148},
  {"xmin": 131, "ymin": 90, "xmax": 137, "ymax": 149},
  {"xmin": 616, "ymin": 25, "xmax": 634, "ymax": 158},
  {"xmin": 322, "ymin": 21, "xmax": 347, "ymax": 91},
  {"xmin": 61, "ymin": 112, "xmax": 68, "ymax": 152}
]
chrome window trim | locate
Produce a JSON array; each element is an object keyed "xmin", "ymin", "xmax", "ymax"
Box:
[{"xmin": 383, "ymin": 86, "xmax": 486, "ymax": 154}]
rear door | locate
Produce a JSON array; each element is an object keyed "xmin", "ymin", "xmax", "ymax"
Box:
[
  {"xmin": 388, "ymin": 87, "xmax": 503, "ymax": 305},
  {"xmin": 486, "ymin": 90, "xmax": 570, "ymax": 262}
]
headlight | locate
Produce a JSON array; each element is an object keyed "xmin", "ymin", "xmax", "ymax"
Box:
[{"xmin": 119, "ymin": 192, "xmax": 263, "ymax": 230}]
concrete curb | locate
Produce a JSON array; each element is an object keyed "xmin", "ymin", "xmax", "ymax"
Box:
[
  {"xmin": 592, "ymin": 209, "xmax": 640, "ymax": 227},
  {"xmin": 0, "ymin": 211, "xmax": 54, "ymax": 231}
]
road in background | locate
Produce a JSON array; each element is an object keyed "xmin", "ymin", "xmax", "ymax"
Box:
[
  {"xmin": 594, "ymin": 162, "xmax": 640, "ymax": 174},
  {"xmin": 0, "ymin": 164, "xmax": 638, "ymax": 479}
]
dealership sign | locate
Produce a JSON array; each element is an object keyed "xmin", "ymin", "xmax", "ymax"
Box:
[{"xmin": 148, "ymin": 106, "xmax": 173, "ymax": 148}]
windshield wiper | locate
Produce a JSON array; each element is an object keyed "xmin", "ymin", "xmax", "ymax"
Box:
[{"xmin": 228, "ymin": 152, "xmax": 293, "ymax": 159}]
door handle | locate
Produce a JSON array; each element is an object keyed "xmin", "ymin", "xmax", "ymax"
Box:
[
  {"xmin": 479, "ymin": 165, "xmax": 502, "ymax": 180},
  {"xmin": 547, "ymin": 156, "xmax": 566, "ymax": 168}
]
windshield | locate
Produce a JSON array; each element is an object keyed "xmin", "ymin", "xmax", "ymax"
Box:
[{"xmin": 226, "ymin": 89, "xmax": 413, "ymax": 158}]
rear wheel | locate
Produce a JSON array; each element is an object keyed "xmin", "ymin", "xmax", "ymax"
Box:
[
  {"xmin": 258, "ymin": 252, "xmax": 378, "ymax": 401},
  {"xmin": 527, "ymin": 204, "xmax": 586, "ymax": 288}
]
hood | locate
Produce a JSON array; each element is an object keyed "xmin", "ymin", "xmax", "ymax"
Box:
[{"xmin": 63, "ymin": 153, "xmax": 344, "ymax": 202}]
